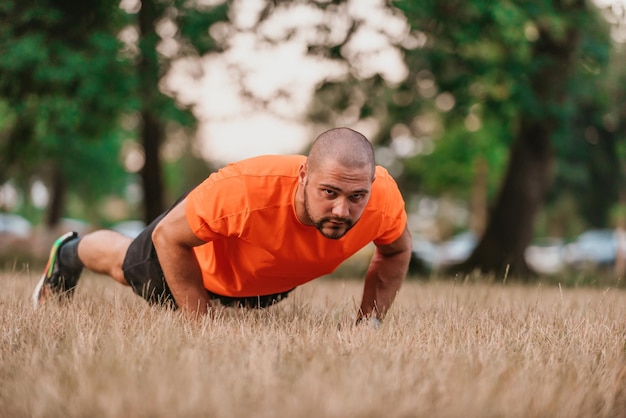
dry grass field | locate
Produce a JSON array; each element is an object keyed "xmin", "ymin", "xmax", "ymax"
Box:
[{"xmin": 1, "ymin": 269, "xmax": 625, "ymax": 418}]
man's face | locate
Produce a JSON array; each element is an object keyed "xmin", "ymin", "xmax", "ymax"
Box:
[{"xmin": 300, "ymin": 160, "xmax": 374, "ymax": 240}]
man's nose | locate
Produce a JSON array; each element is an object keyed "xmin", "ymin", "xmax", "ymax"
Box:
[{"xmin": 331, "ymin": 198, "xmax": 350, "ymax": 218}]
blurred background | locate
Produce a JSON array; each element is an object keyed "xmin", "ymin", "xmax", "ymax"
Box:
[{"xmin": 1, "ymin": 0, "xmax": 625, "ymax": 282}]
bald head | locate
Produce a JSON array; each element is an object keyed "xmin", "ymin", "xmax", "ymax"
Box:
[{"xmin": 307, "ymin": 127, "xmax": 376, "ymax": 179}]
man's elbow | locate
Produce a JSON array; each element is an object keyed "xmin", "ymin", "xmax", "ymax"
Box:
[
  {"xmin": 377, "ymin": 242, "xmax": 412, "ymax": 263},
  {"xmin": 151, "ymin": 221, "xmax": 168, "ymax": 252}
]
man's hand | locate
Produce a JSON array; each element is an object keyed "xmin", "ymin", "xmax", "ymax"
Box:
[
  {"xmin": 152, "ymin": 199, "xmax": 211, "ymax": 318},
  {"xmin": 357, "ymin": 225, "xmax": 412, "ymax": 324},
  {"xmin": 355, "ymin": 316, "xmax": 382, "ymax": 329}
]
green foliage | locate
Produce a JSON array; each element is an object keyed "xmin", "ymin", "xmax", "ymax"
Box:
[
  {"xmin": 135, "ymin": 0, "xmax": 229, "ymax": 126},
  {"xmin": 0, "ymin": 0, "xmax": 229, "ymax": 224},
  {"xmin": 306, "ymin": 0, "xmax": 619, "ymax": 233},
  {"xmin": 396, "ymin": 1, "xmax": 617, "ymax": 224},
  {"xmin": 405, "ymin": 119, "xmax": 510, "ymax": 198},
  {"xmin": 0, "ymin": 0, "xmax": 133, "ymax": 220},
  {"xmin": 174, "ymin": 1, "xmax": 229, "ymax": 55}
]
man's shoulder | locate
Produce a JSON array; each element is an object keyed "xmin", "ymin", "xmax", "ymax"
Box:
[
  {"xmin": 200, "ymin": 155, "xmax": 303, "ymax": 202},
  {"xmin": 374, "ymin": 164, "xmax": 392, "ymax": 178},
  {"xmin": 188, "ymin": 155, "xmax": 303, "ymax": 222},
  {"xmin": 233, "ymin": 155, "xmax": 306, "ymax": 177},
  {"xmin": 372, "ymin": 165, "xmax": 399, "ymax": 193},
  {"xmin": 367, "ymin": 165, "xmax": 405, "ymax": 210}
]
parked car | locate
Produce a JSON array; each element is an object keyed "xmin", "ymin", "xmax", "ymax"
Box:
[
  {"xmin": 411, "ymin": 237, "xmax": 438, "ymax": 272},
  {"xmin": 59, "ymin": 218, "xmax": 91, "ymax": 235},
  {"xmin": 434, "ymin": 231, "xmax": 478, "ymax": 269},
  {"xmin": 524, "ymin": 237, "xmax": 565, "ymax": 275},
  {"xmin": 112, "ymin": 220, "xmax": 146, "ymax": 238},
  {"xmin": 0, "ymin": 213, "xmax": 31, "ymax": 238},
  {"xmin": 563, "ymin": 229, "xmax": 618, "ymax": 269}
]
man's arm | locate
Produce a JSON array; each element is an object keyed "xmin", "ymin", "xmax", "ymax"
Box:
[
  {"xmin": 357, "ymin": 225, "xmax": 412, "ymax": 324},
  {"xmin": 152, "ymin": 198, "xmax": 211, "ymax": 318}
]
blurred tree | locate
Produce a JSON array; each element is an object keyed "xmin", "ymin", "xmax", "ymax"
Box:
[
  {"xmin": 282, "ymin": 0, "xmax": 615, "ymax": 278},
  {"xmin": 0, "ymin": 0, "xmax": 229, "ymax": 226},
  {"xmin": 122, "ymin": 0, "xmax": 227, "ymax": 223},
  {"xmin": 97, "ymin": 0, "xmax": 618, "ymax": 278},
  {"xmin": 0, "ymin": 0, "xmax": 133, "ymax": 226},
  {"xmin": 551, "ymin": 32, "xmax": 625, "ymax": 232},
  {"xmin": 394, "ymin": 0, "xmax": 617, "ymax": 277}
]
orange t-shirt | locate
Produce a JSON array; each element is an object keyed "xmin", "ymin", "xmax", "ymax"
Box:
[{"xmin": 185, "ymin": 155, "xmax": 407, "ymax": 297}]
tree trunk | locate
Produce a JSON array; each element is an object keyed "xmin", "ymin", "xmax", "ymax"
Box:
[
  {"xmin": 469, "ymin": 157, "xmax": 488, "ymax": 236},
  {"xmin": 584, "ymin": 125, "xmax": 621, "ymax": 228},
  {"xmin": 454, "ymin": 123, "xmax": 555, "ymax": 278},
  {"xmin": 451, "ymin": 0, "xmax": 584, "ymax": 279},
  {"xmin": 45, "ymin": 165, "xmax": 66, "ymax": 228},
  {"xmin": 140, "ymin": 111, "xmax": 165, "ymax": 223},
  {"xmin": 138, "ymin": 0, "xmax": 165, "ymax": 223}
]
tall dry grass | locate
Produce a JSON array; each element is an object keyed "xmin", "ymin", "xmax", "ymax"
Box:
[{"xmin": 1, "ymin": 270, "xmax": 625, "ymax": 418}]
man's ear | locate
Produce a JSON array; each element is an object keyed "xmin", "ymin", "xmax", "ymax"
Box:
[{"xmin": 298, "ymin": 162, "xmax": 307, "ymax": 186}]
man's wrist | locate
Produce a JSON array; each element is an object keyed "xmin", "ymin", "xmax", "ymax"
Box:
[{"xmin": 355, "ymin": 316, "xmax": 382, "ymax": 329}]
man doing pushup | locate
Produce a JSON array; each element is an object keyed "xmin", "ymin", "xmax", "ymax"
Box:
[{"xmin": 33, "ymin": 127, "xmax": 412, "ymax": 324}]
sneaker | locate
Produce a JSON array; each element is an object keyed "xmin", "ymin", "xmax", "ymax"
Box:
[{"xmin": 32, "ymin": 231, "xmax": 82, "ymax": 307}]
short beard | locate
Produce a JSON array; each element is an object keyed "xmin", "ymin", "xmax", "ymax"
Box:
[{"xmin": 303, "ymin": 186, "xmax": 354, "ymax": 240}]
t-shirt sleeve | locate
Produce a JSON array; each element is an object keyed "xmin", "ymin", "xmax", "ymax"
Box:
[
  {"xmin": 185, "ymin": 166, "xmax": 248, "ymax": 242},
  {"xmin": 372, "ymin": 168, "xmax": 408, "ymax": 246}
]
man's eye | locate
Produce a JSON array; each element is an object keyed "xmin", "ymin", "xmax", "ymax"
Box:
[
  {"xmin": 351, "ymin": 194, "xmax": 363, "ymax": 201},
  {"xmin": 323, "ymin": 189, "xmax": 336, "ymax": 196}
]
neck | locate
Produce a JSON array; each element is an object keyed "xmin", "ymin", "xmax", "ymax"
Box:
[{"xmin": 294, "ymin": 182, "xmax": 311, "ymax": 225}]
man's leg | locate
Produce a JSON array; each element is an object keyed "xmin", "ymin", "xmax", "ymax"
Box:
[
  {"xmin": 77, "ymin": 230, "xmax": 132, "ymax": 286},
  {"xmin": 32, "ymin": 230, "xmax": 132, "ymax": 307},
  {"xmin": 33, "ymin": 191, "xmax": 191, "ymax": 308}
]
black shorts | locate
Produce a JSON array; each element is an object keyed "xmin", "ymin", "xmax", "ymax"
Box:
[{"xmin": 121, "ymin": 195, "xmax": 293, "ymax": 309}]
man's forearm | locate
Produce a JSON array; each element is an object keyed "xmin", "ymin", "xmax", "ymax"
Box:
[
  {"xmin": 149, "ymin": 198, "xmax": 213, "ymax": 318},
  {"xmin": 153, "ymin": 236, "xmax": 211, "ymax": 318},
  {"xmin": 358, "ymin": 248, "xmax": 411, "ymax": 320}
]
